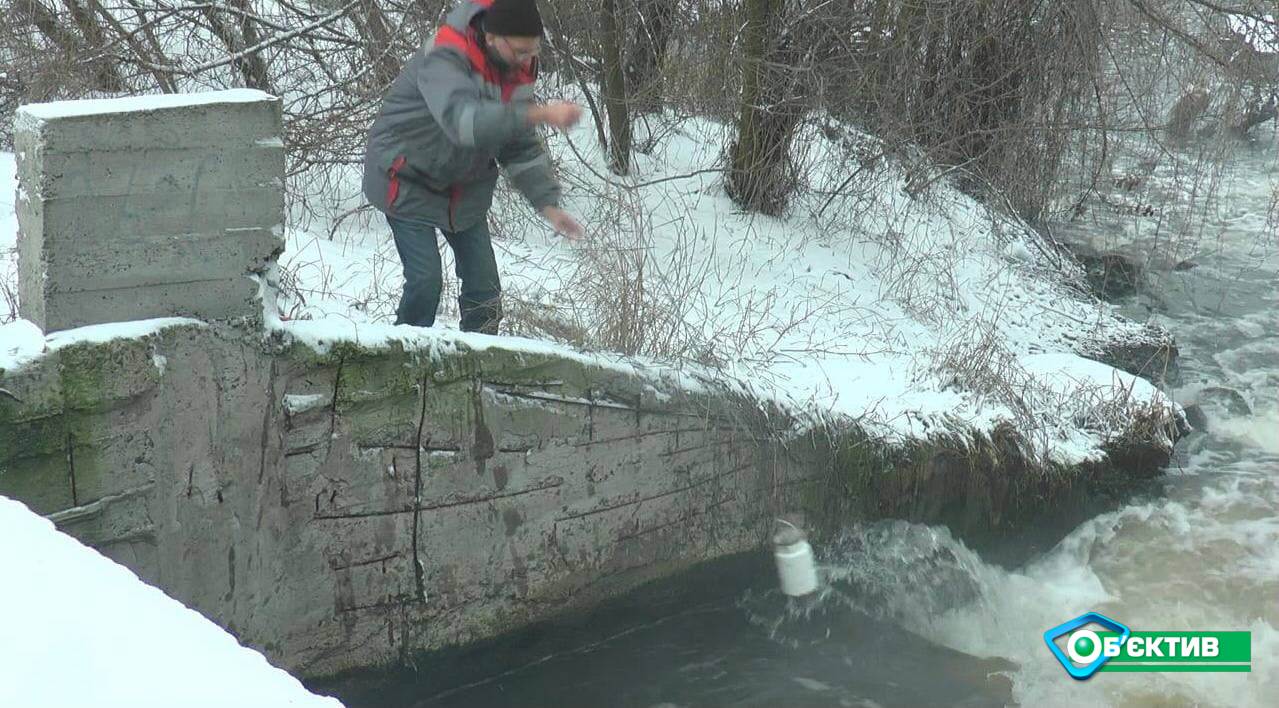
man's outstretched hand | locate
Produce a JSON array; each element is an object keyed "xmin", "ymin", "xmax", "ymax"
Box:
[
  {"xmin": 542, "ymin": 206, "xmax": 584, "ymax": 241},
  {"xmin": 527, "ymin": 101, "xmax": 583, "ymax": 131}
]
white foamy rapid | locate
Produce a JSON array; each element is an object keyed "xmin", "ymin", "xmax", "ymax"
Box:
[{"xmin": 812, "ymin": 132, "xmax": 1278, "ymax": 706}]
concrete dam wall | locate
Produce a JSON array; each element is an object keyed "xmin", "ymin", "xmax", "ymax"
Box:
[
  {"xmin": 0, "ymin": 322, "xmax": 798, "ymax": 677},
  {"xmin": 0, "ymin": 91, "xmax": 1180, "ymax": 679}
]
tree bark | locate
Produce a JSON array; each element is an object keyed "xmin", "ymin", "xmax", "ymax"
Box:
[
  {"xmin": 624, "ymin": 0, "xmax": 676, "ymax": 115},
  {"xmin": 16, "ymin": 0, "xmax": 123, "ymax": 92},
  {"xmin": 63, "ymin": 0, "xmax": 124, "ymax": 91},
  {"xmin": 203, "ymin": 2, "xmax": 275, "ymax": 92},
  {"xmin": 351, "ymin": 0, "xmax": 402, "ymax": 90},
  {"xmin": 600, "ymin": 0, "xmax": 632, "ymax": 174},
  {"xmin": 88, "ymin": 0, "xmax": 177, "ymax": 92},
  {"xmin": 727, "ymin": 0, "xmax": 803, "ymax": 215}
]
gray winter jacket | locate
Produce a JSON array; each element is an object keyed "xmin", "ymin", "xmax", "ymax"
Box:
[{"xmin": 361, "ymin": 0, "xmax": 560, "ymax": 231}]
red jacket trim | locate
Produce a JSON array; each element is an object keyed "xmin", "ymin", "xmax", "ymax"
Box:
[
  {"xmin": 386, "ymin": 155, "xmax": 407, "ymax": 209},
  {"xmin": 434, "ymin": 23, "xmax": 536, "ymax": 103}
]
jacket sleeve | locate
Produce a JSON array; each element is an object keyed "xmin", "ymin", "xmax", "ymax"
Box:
[
  {"xmin": 497, "ymin": 125, "xmax": 561, "ymax": 210},
  {"xmin": 419, "ymin": 49, "xmax": 529, "ymax": 148}
]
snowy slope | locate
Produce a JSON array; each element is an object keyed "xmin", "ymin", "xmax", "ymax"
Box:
[
  {"xmin": 1, "ymin": 101, "xmax": 1174, "ymax": 467},
  {"xmin": 256, "ymin": 108, "xmax": 1172, "ymax": 464},
  {"xmin": 0, "ymin": 496, "xmax": 342, "ymax": 708}
]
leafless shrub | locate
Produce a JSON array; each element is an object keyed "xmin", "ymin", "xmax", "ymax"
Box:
[
  {"xmin": 932, "ymin": 316, "xmax": 1181, "ymax": 463},
  {"xmin": 933, "ymin": 323, "xmax": 1050, "ymax": 434},
  {"xmin": 508, "ymin": 182, "xmax": 714, "ymax": 361}
]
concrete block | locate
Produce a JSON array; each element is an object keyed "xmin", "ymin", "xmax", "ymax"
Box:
[
  {"xmin": 35, "ymin": 275, "xmax": 261, "ymax": 332},
  {"xmin": 49, "ymin": 485, "xmax": 156, "ymax": 549},
  {"xmin": 0, "ymin": 452, "xmax": 74, "ymax": 515},
  {"xmin": 54, "ymin": 337, "xmax": 162, "ymax": 411},
  {"xmin": 42, "ymin": 228, "xmax": 282, "ymax": 294},
  {"xmin": 35, "ymin": 189, "xmax": 284, "ymax": 239},
  {"xmin": 25, "ymin": 145, "xmax": 284, "ymax": 201},
  {"xmin": 14, "ymin": 90, "xmax": 284, "ymax": 332},
  {"xmin": 15, "ymin": 91, "xmax": 282, "ymax": 152},
  {"xmin": 338, "ymin": 399, "xmax": 422, "ymax": 450},
  {"xmin": 14, "ymin": 190, "xmax": 46, "ymax": 329},
  {"xmin": 334, "ymin": 552, "xmax": 416, "ymax": 613},
  {"xmin": 311, "ymin": 444, "xmax": 417, "ymax": 518},
  {"xmin": 64, "ymin": 424, "xmax": 159, "ymax": 505},
  {"xmin": 313, "ymin": 513, "xmax": 413, "ymax": 561}
]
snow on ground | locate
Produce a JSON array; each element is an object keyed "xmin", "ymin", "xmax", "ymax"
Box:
[
  {"xmin": 1, "ymin": 100, "xmax": 1174, "ymax": 465},
  {"xmin": 0, "ymin": 495, "xmax": 342, "ymax": 708},
  {"xmin": 258, "ymin": 104, "xmax": 1171, "ymax": 464}
]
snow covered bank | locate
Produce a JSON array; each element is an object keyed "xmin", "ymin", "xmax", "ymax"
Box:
[
  {"xmin": 259, "ymin": 106, "xmax": 1179, "ymax": 466},
  {"xmin": 1, "ymin": 96, "xmax": 1181, "ymax": 466},
  {"xmin": 0, "ymin": 495, "xmax": 342, "ymax": 708}
]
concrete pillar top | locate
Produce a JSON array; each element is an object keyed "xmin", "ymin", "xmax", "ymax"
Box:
[
  {"xmin": 15, "ymin": 89, "xmax": 277, "ymax": 128},
  {"xmin": 12, "ymin": 89, "xmax": 285, "ymax": 332}
]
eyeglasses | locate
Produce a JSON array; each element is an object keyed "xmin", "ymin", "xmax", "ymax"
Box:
[{"xmin": 500, "ymin": 37, "xmax": 541, "ymax": 63}]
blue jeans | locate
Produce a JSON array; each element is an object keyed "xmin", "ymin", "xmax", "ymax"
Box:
[{"xmin": 386, "ymin": 214, "xmax": 502, "ymax": 333}]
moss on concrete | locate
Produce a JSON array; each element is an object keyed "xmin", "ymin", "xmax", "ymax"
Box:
[
  {"xmin": 57, "ymin": 337, "xmax": 160, "ymax": 412},
  {"xmin": 276, "ymin": 332, "xmax": 1174, "ymax": 564},
  {"xmin": 0, "ymin": 330, "xmax": 173, "ymax": 512},
  {"xmin": 0, "ymin": 362, "xmax": 65, "ymax": 426},
  {"xmin": 329, "ymin": 342, "xmax": 421, "ymax": 408},
  {"xmin": 0, "ymin": 452, "xmax": 75, "ymax": 514},
  {"xmin": 0, "ymin": 414, "xmax": 68, "ymax": 461},
  {"xmin": 803, "ymin": 419, "xmax": 1171, "ymax": 557}
]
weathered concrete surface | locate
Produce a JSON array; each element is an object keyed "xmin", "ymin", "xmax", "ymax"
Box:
[
  {"xmin": 13, "ymin": 91, "xmax": 284, "ymax": 332},
  {"xmin": 0, "ymin": 321, "xmax": 1183, "ymax": 677},
  {"xmin": 0, "ymin": 324, "xmax": 807, "ymax": 677}
]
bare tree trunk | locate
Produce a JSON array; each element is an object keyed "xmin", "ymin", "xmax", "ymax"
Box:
[
  {"xmin": 541, "ymin": 1, "xmax": 610, "ymax": 150},
  {"xmin": 600, "ymin": 0, "xmax": 632, "ymax": 174},
  {"xmin": 16, "ymin": 0, "xmax": 123, "ymax": 92},
  {"xmin": 727, "ymin": 0, "xmax": 804, "ymax": 215},
  {"xmin": 625, "ymin": 0, "xmax": 676, "ymax": 115},
  {"xmin": 63, "ymin": 0, "xmax": 125, "ymax": 91},
  {"xmin": 123, "ymin": 0, "xmax": 178, "ymax": 88},
  {"xmin": 1232, "ymin": 95, "xmax": 1278, "ymax": 135},
  {"xmin": 351, "ymin": 0, "xmax": 402, "ymax": 90},
  {"xmin": 233, "ymin": 0, "xmax": 273, "ymax": 88},
  {"xmin": 88, "ymin": 0, "xmax": 177, "ymax": 92},
  {"xmin": 203, "ymin": 2, "xmax": 275, "ymax": 92},
  {"xmin": 15, "ymin": 1, "xmax": 82, "ymax": 59}
]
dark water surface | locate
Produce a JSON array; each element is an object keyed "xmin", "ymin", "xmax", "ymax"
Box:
[
  {"xmin": 310, "ymin": 553, "xmax": 1015, "ymax": 707},
  {"xmin": 312, "ymin": 134, "xmax": 1277, "ymax": 708}
]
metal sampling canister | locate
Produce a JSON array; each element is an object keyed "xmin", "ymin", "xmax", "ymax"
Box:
[{"xmin": 773, "ymin": 521, "xmax": 818, "ymax": 597}]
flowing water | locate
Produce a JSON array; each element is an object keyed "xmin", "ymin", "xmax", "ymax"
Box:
[{"xmin": 314, "ymin": 134, "xmax": 1277, "ymax": 707}]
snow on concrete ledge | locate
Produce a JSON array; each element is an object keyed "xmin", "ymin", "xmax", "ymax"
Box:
[
  {"xmin": 0, "ymin": 495, "xmax": 342, "ymax": 708},
  {"xmin": 44, "ymin": 317, "xmax": 206, "ymax": 351},
  {"xmin": 1, "ymin": 317, "xmax": 204, "ymax": 374},
  {"xmin": 263, "ymin": 294, "xmax": 728, "ymax": 400},
  {"xmin": 15, "ymin": 89, "xmax": 276, "ymax": 124}
]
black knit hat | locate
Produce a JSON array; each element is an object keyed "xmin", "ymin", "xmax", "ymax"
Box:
[{"xmin": 482, "ymin": 0, "xmax": 544, "ymax": 38}]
